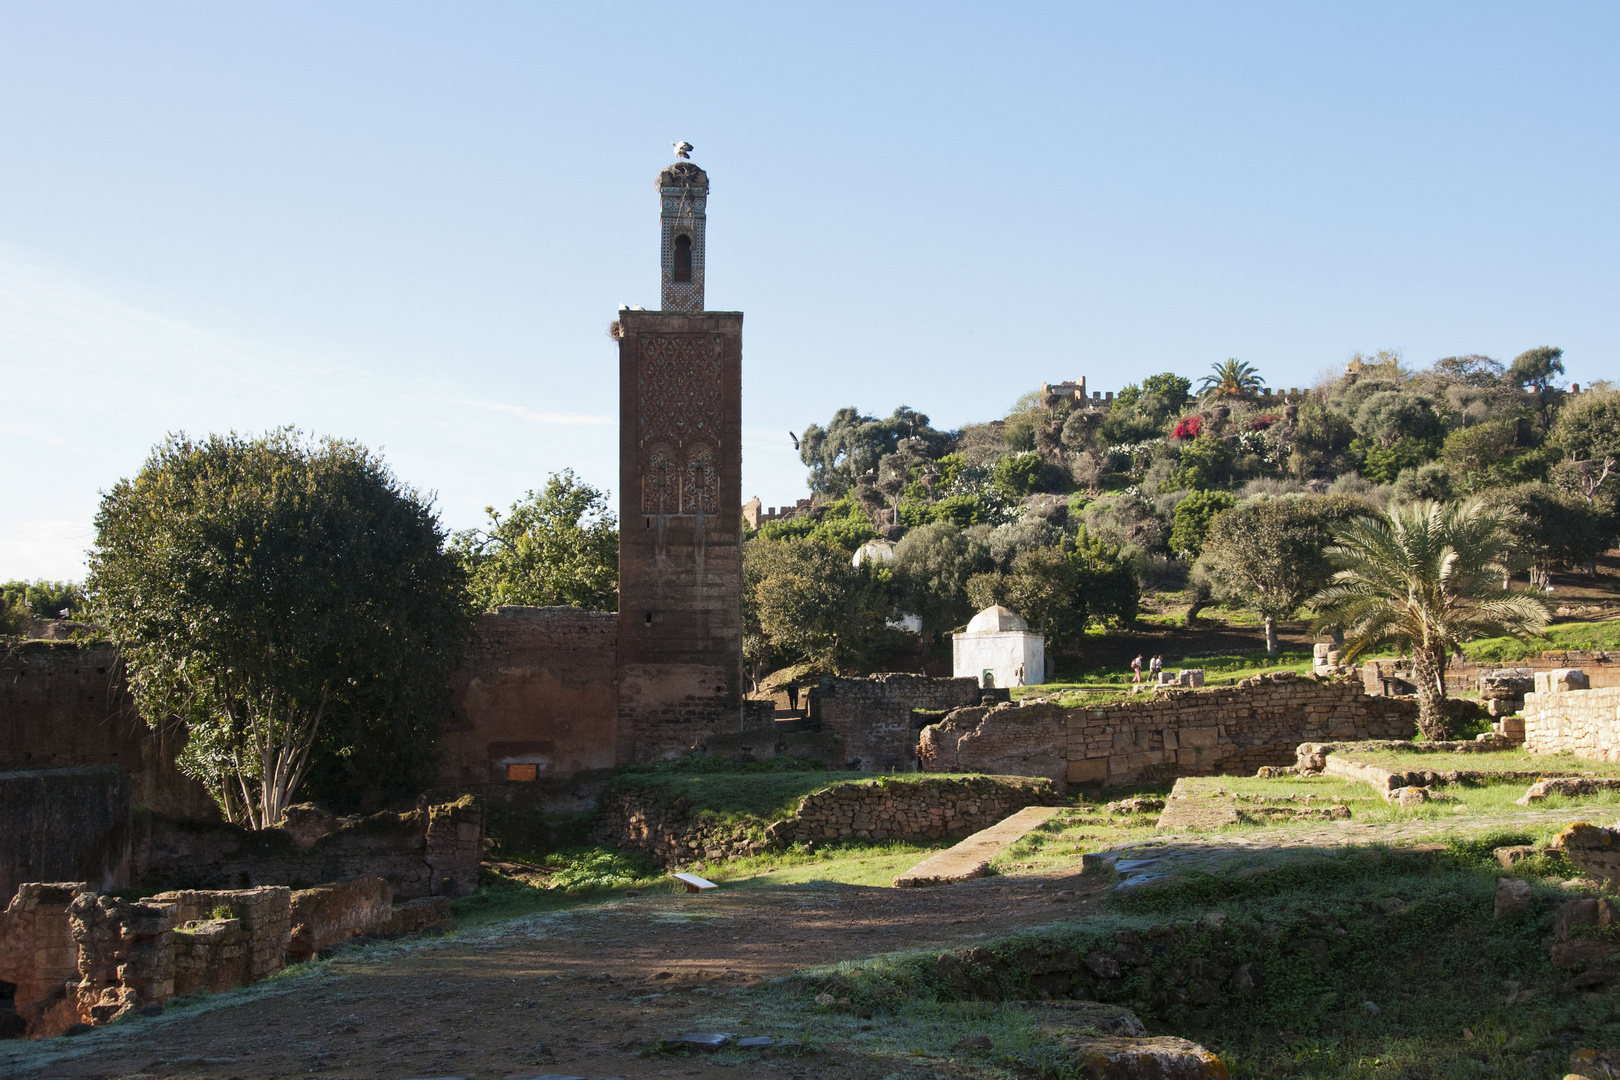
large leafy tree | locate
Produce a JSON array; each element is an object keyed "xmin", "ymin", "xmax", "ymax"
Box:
[
  {"xmin": 1168, "ymin": 490, "xmax": 1238, "ymax": 560},
  {"xmin": 1198, "ymin": 358, "xmax": 1266, "ymax": 399},
  {"xmin": 453, "ymin": 470, "xmax": 618, "ymax": 612},
  {"xmin": 964, "ymin": 530, "xmax": 1137, "ymax": 650},
  {"xmin": 891, "ymin": 522, "xmax": 991, "ymax": 638},
  {"xmin": 1312, "ymin": 500, "xmax": 1549, "ymax": 740},
  {"xmin": 87, "ymin": 430, "xmax": 473, "ymax": 826},
  {"xmin": 1510, "ymin": 345, "xmax": 1565, "ymax": 433},
  {"xmin": 1487, "ymin": 482, "xmax": 1613, "ymax": 584},
  {"xmin": 1198, "ymin": 495, "xmax": 1370, "ymax": 656},
  {"xmin": 1553, "ymin": 389, "xmax": 1620, "ymax": 505},
  {"xmin": 743, "ymin": 538, "xmax": 889, "ymax": 673},
  {"xmin": 798, "ymin": 406, "xmax": 946, "ymax": 497}
]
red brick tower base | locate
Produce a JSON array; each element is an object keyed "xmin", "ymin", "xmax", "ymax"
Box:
[{"xmin": 615, "ymin": 309, "xmax": 744, "ymax": 761}]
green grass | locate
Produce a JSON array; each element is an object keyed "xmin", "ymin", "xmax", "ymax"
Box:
[
  {"xmin": 990, "ymin": 801, "xmax": 1166, "ymax": 873},
  {"xmin": 715, "ymin": 839, "xmax": 1617, "ymax": 1079},
  {"xmin": 704, "ymin": 838, "xmax": 957, "ymax": 888},
  {"xmin": 1014, "ymin": 648, "xmax": 1320, "ymax": 704},
  {"xmin": 1463, "ymin": 617, "xmax": 1620, "ymax": 662},
  {"xmin": 1333, "ymin": 746, "xmax": 1620, "ymax": 774},
  {"xmin": 609, "ymin": 770, "xmax": 1002, "ymax": 828}
]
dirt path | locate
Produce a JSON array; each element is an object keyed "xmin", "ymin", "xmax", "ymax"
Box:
[{"xmin": 5, "ymin": 868, "xmax": 1110, "ymax": 1080}]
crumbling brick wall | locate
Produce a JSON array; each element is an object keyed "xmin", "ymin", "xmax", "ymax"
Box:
[
  {"xmin": 594, "ymin": 774, "xmax": 1058, "ymax": 867},
  {"xmin": 287, "ymin": 877, "xmax": 393, "ymax": 962},
  {"xmin": 148, "ymin": 886, "xmax": 290, "ymax": 992},
  {"xmin": 1522, "ymin": 684, "xmax": 1620, "ymax": 761},
  {"xmin": 810, "ymin": 674, "xmax": 986, "ymax": 772},
  {"xmin": 0, "ymin": 765, "xmax": 133, "ymax": 906},
  {"xmin": 0, "ymin": 882, "xmax": 88, "ymax": 1036},
  {"xmin": 920, "ymin": 674, "xmax": 1419, "ymax": 786},
  {"xmin": 69, "ymin": 892, "xmax": 174, "ymax": 1025},
  {"xmin": 136, "ymin": 797, "xmax": 483, "ymax": 899},
  {"xmin": 441, "ymin": 606, "xmax": 619, "ymax": 784},
  {"xmin": 0, "ymin": 643, "xmax": 215, "ymax": 820}
]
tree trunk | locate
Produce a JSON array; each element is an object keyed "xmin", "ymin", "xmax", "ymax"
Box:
[
  {"xmin": 1411, "ymin": 648, "xmax": 1453, "ymax": 741},
  {"xmin": 1264, "ymin": 617, "xmax": 1279, "ymax": 658}
]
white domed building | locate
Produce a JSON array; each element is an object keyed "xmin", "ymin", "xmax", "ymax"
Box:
[{"xmin": 952, "ymin": 604, "xmax": 1045, "ymax": 688}]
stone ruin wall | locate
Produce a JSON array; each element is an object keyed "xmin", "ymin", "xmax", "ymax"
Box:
[
  {"xmin": 1, "ymin": 608, "xmax": 624, "ymax": 832},
  {"xmin": 809, "ymin": 674, "xmax": 986, "ymax": 772},
  {"xmin": 440, "ymin": 605, "xmax": 618, "ymax": 785},
  {"xmin": 136, "ymin": 797, "xmax": 483, "ymax": 901},
  {"xmin": 593, "ymin": 774, "xmax": 1060, "ymax": 868},
  {"xmin": 0, "ymin": 642, "xmax": 216, "ymax": 820},
  {"xmin": 0, "ymin": 765, "xmax": 134, "ymax": 908},
  {"xmin": 1522, "ymin": 682, "xmax": 1620, "ymax": 762},
  {"xmin": 0, "ymin": 876, "xmax": 453, "ymax": 1037},
  {"xmin": 919, "ymin": 674, "xmax": 1420, "ymax": 786}
]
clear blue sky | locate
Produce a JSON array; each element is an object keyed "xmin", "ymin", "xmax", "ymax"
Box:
[{"xmin": 2, "ymin": 3, "xmax": 1615, "ymax": 579}]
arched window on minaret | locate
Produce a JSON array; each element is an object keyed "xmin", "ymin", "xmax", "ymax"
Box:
[{"xmin": 673, "ymin": 234, "xmax": 693, "ymax": 282}]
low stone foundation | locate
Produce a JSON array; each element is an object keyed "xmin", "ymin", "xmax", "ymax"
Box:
[
  {"xmin": 593, "ymin": 775, "xmax": 1060, "ymax": 868},
  {"xmin": 69, "ymin": 892, "xmax": 174, "ymax": 1026},
  {"xmin": 288, "ymin": 877, "xmax": 394, "ymax": 962},
  {"xmin": 0, "ymin": 882, "xmax": 86, "ymax": 1036},
  {"xmin": 920, "ymin": 675, "xmax": 1419, "ymax": 786},
  {"xmin": 136, "ymin": 797, "xmax": 482, "ymax": 899}
]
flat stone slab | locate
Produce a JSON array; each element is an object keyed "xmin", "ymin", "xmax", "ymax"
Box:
[{"xmin": 893, "ymin": 805, "xmax": 1063, "ymax": 887}]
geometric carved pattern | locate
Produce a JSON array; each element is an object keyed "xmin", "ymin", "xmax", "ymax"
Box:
[
  {"xmin": 638, "ymin": 333, "xmax": 724, "ymax": 514},
  {"xmin": 684, "ymin": 444, "xmax": 719, "ymax": 514},
  {"xmin": 645, "ymin": 445, "xmax": 676, "ymax": 514}
]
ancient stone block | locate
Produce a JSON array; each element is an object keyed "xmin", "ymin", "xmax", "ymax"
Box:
[
  {"xmin": 1537, "ymin": 668, "xmax": 1592, "ymax": 694},
  {"xmin": 69, "ymin": 892, "xmax": 175, "ymax": 1025},
  {"xmin": 1066, "ymin": 757, "xmax": 1108, "ymax": 783},
  {"xmin": 0, "ymin": 881, "xmax": 88, "ymax": 1036},
  {"xmin": 287, "ymin": 877, "xmax": 393, "ymax": 962},
  {"xmin": 146, "ymin": 886, "xmax": 290, "ymax": 983}
]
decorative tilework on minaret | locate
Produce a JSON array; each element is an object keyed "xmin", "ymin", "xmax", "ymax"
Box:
[
  {"xmin": 658, "ymin": 161, "xmax": 708, "ymax": 312},
  {"xmin": 616, "ymin": 155, "xmax": 742, "ymax": 762}
]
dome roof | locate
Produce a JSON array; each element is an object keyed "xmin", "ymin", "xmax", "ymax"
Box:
[
  {"xmin": 965, "ymin": 604, "xmax": 1028, "ymax": 633},
  {"xmin": 852, "ymin": 539, "xmax": 895, "ymax": 566}
]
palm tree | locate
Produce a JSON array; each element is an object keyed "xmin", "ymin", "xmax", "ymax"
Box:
[
  {"xmin": 1198, "ymin": 358, "xmax": 1266, "ymax": 399},
  {"xmin": 1311, "ymin": 500, "xmax": 1549, "ymax": 740}
]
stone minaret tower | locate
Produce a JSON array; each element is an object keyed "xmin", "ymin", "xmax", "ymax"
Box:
[
  {"xmin": 616, "ymin": 151, "xmax": 743, "ymax": 761},
  {"xmin": 659, "ymin": 161, "xmax": 708, "ymax": 312}
]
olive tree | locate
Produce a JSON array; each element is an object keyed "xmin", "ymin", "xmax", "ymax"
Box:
[
  {"xmin": 1198, "ymin": 495, "xmax": 1371, "ymax": 656},
  {"xmin": 87, "ymin": 430, "xmax": 473, "ymax": 826},
  {"xmin": 743, "ymin": 538, "xmax": 889, "ymax": 673}
]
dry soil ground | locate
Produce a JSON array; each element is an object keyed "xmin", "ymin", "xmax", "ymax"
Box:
[{"xmin": 5, "ymin": 868, "xmax": 1113, "ymax": 1080}]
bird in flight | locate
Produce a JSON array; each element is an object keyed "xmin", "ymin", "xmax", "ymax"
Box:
[
  {"xmin": 788, "ymin": 431, "xmax": 800, "ymax": 450},
  {"xmin": 673, "ymin": 141, "xmax": 694, "ymax": 159}
]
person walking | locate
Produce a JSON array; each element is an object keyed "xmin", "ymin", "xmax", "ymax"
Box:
[
  {"xmin": 1150, "ymin": 655, "xmax": 1163, "ymax": 682},
  {"xmin": 1131, "ymin": 655, "xmax": 1143, "ymax": 683},
  {"xmin": 785, "ymin": 678, "xmax": 800, "ymax": 712}
]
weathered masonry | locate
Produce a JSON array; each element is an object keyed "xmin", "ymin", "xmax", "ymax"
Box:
[
  {"xmin": 919, "ymin": 674, "xmax": 1420, "ymax": 785},
  {"xmin": 439, "ymin": 606, "xmax": 618, "ymax": 784},
  {"xmin": 1522, "ymin": 670, "xmax": 1620, "ymax": 761},
  {"xmin": 615, "ymin": 156, "xmax": 745, "ymax": 762}
]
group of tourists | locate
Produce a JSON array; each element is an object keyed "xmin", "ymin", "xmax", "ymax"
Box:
[{"xmin": 1130, "ymin": 654, "xmax": 1165, "ymax": 683}]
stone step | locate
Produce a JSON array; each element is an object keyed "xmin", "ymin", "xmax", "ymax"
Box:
[{"xmin": 892, "ymin": 805, "xmax": 1064, "ymax": 887}]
